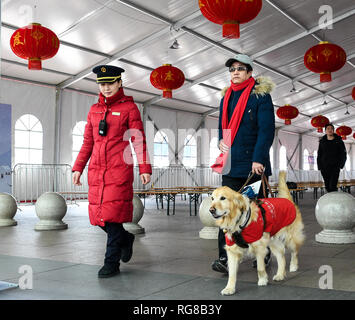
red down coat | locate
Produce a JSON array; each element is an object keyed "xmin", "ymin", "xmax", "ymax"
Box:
[{"xmin": 72, "ymin": 87, "xmax": 152, "ymax": 226}]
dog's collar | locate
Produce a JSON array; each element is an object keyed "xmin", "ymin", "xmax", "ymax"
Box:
[
  {"xmin": 224, "ymin": 207, "xmax": 251, "ymax": 248},
  {"xmin": 238, "ymin": 206, "xmax": 251, "ymax": 231}
]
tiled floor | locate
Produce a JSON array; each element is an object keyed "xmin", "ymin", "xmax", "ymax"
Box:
[{"xmin": 0, "ymin": 192, "xmax": 354, "ymax": 300}]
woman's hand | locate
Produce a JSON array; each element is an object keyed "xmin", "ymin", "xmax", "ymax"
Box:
[
  {"xmin": 140, "ymin": 173, "xmax": 151, "ymax": 185},
  {"xmin": 73, "ymin": 171, "xmax": 82, "ymax": 186}
]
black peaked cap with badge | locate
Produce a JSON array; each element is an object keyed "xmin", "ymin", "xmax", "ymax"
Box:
[{"xmin": 92, "ymin": 65, "xmax": 125, "ymax": 83}]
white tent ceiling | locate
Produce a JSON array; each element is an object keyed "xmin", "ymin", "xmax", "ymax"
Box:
[{"xmin": 1, "ymin": 0, "xmax": 355, "ymax": 138}]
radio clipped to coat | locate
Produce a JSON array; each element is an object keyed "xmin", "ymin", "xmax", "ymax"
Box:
[{"xmin": 99, "ymin": 111, "xmax": 108, "ymax": 136}]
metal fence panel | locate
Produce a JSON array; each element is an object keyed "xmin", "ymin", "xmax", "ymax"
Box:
[{"xmin": 12, "ymin": 163, "xmax": 355, "ymax": 205}]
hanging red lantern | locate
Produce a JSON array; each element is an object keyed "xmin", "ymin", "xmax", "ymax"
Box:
[
  {"xmin": 150, "ymin": 64, "xmax": 185, "ymax": 99},
  {"xmin": 353, "ymin": 133, "xmax": 355, "ymax": 140},
  {"xmin": 352, "ymin": 87, "xmax": 355, "ymax": 101},
  {"xmin": 277, "ymin": 105, "xmax": 299, "ymax": 125},
  {"xmin": 304, "ymin": 41, "xmax": 346, "ymax": 82},
  {"xmin": 311, "ymin": 115, "xmax": 330, "ymax": 133},
  {"xmin": 336, "ymin": 125, "xmax": 352, "ymax": 140},
  {"xmin": 198, "ymin": 0, "xmax": 262, "ymax": 39},
  {"xmin": 10, "ymin": 23, "xmax": 60, "ymax": 70}
]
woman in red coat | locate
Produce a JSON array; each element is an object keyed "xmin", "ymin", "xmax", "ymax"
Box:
[{"xmin": 72, "ymin": 65, "xmax": 152, "ymax": 278}]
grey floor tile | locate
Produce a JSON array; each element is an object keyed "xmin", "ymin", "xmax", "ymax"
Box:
[
  {"xmin": 1, "ymin": 262, "xmax": 200, "ymax": 300},
  {"xmin": 143, "ymin": 277, "xmax": 355, "ymax": 300},
  {"xmin": 0, "ymin": 255, "xmax": 78, "ymax": 281}
]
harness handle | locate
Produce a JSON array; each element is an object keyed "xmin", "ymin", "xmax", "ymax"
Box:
[
  {"xmin": 237, "ymin": 171, "xmax": 255, "ymax": 193},
  {"xmin": 261, "ymin": 172, "xmax": 272, "ymax": 198},
  {"xmin": 238, "ymin": 171, "xmax": 271, "ymax": 199}
]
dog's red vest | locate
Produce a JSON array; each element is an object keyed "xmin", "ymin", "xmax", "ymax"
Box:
[{"xmin": 226, "ymin": 198, "xmax": 296, "ymax": 246}]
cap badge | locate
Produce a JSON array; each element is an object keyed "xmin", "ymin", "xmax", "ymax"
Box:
[{"xmin": 101, "ymin": 67, "xmax": 106, "ymax": 72}]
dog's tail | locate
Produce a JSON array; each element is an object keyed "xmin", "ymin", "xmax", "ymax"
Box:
[{"xmin": 277, "ymin": 171, "xmax": 293, "ymax": 203}]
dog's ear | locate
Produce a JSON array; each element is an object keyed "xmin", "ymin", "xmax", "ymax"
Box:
[{"xmin": 233, "ymin": 193, "xmax": 246, "ymax": 211}]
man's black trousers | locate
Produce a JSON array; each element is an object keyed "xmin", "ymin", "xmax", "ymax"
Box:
[
  {"xmin": 100, "ymin": 222, "xmax": 130, "ymax": 266},
  {"xmin": 218, "ymin": 174, "xmax": 268, "ymax": 260},
  {"xmin": 321, "ymin": 166, "xmax": 340, "ymax": 192}
]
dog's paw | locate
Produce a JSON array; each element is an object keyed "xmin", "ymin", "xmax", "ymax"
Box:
[
  {"xmin": 289, "ymin": 264, "xmax": 298, "ymax": 272},
  {"xmin": 221, "ymin": 287, "xmax": 236, "ymax": 296},
  {"xmin": 273, "ymin": 274, "xmax": 285, "ymax": 281},
  {"xmin": 258, "ymin": 278, "xmax": 268, "ymax": 286}
]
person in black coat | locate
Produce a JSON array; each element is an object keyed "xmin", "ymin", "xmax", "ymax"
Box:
[{"xmin": 317, "ymin": 123, "xmax": 347, "ymax": 192}]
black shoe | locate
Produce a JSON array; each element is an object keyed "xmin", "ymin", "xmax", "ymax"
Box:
[
  {"xmin": 211, "ymin": 258, "xmax": 228, "ymax": 274},
  {"xmin": 252, "ymin": 247, "xmax": 271, "ymax": 268},
  {"xmin": 98, "ymin": 264, "xmax": 120, "ymax": 278},
  {"xmin": 121, "ymin": 233, "xmax": 135, "ymax": 263}
]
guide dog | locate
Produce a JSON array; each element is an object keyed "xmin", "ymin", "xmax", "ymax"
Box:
[{"xmin": 209, "ymin": 171, "xmax": 305, "ymax": 295}]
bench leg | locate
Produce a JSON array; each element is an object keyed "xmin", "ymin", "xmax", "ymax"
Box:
[{"xmin": 173, "ymin": 195, "xmax": 176, "ymax": 215}]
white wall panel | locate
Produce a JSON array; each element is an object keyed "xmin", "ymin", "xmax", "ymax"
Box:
[
  {"xmin": 0, "ymin": 79, "xmax": 56, "ymax": 165},
  {"xmin": 59, "ymin": 89, "xmax": 96, "ymax": 165}
]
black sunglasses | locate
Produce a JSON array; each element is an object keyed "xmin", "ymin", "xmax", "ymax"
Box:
[{"xmin": 229, "ymin": 66, "xmax": 248, "ymax": 72}]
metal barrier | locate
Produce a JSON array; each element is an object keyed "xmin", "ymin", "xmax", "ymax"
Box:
[
  {"xmin": 12, "ymin": 164, "xmax": 78, "ymax": 204},
  {"xmin": 11, "ymin": 163, "xmax": 355, "ymax": 205},
  {"xmin": 11, "ymin": 164, "xmax": 223, "ymax": 204},
  {"xmin": 146, "ymin": 166, "xmax": 221, "ymax": 189}
]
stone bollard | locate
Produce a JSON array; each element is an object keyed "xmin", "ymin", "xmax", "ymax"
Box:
[
  {"xmin": 315, "ymin": 191, "xmax": 355, "ymax": 244},
  {"xmin": 35, "ymin": 192, "xmax": 68, "ymax": 231},
  {"xmin": 0, "ymin": 193, "xmax": 18, "ymax": 227},
  {"xmin": 123, "ymin": 195, "xmax": 145, "ymax": 234},
  {"xmin": 199, "ymin": 196, "xmax": 219, "ymax": 239}
]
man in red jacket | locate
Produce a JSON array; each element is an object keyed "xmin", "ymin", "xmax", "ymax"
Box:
[{"xmin": 73, "ymin": 65, "xmax": 152, "ymax": 278}]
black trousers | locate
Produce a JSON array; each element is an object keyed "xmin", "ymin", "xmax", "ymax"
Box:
[
  {"xmin": 218, "ymin": 174, "xmax": 268, "ymax": 260},
  {"xmin": 100, "ymin": 222, "xmax": 130, "ymax": 266},
  {"xmin": 321, "ymin": 166, "xmax": 340, "ymax": 192}
]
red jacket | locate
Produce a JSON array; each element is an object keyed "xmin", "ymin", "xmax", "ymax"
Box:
[
  {"xmin": 226, "ymin": 198, "xmax": 296, "ymax": 246},
  {"xmin": 73, "ymin": 88, "xmax": 152, "ymax": 226}
]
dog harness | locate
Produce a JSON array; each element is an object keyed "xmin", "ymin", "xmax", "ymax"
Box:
[{"xmin": 225, "ymin": 198, "xmax": 296, "ymax": 247}]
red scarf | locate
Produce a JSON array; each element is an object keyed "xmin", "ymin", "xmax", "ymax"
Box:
[{"xmin": 211, "ymin": 77, "xmax": 255, "ymax": 173}]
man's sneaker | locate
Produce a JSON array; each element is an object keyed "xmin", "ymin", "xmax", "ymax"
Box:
[
  {"xmin": 252, "ymin": 247, "xmax": 271, "ymax": 268},
  {"xmin": 98, "ymin": 264, "xmax": 120, "ymax": 278},
  {"xmin": 211, "ymin": 258, "xmax": 228, "ymax": 274},
  {"xmin": 121, "ymin": 233, "xmax": 135, "ymax": 263}
]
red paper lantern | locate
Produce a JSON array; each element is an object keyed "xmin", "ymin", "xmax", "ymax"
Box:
[
  {"xmin": 353, "ymin": 133, "xmax": 355, "ymax": 140},
  {"xmin": 198, "ymin": 0, "xmax": 262, "ymax": 39},
  {"xmin": 336, "ymin": 125, "xmax": 352, "ymax": 140},
  {"xmin": 311, "ymin": 115, "xmax": 330, "ymax": 133},
  {"xmin": 304, "ymin": 41, "xmax": 346, "ymax": 82},
  {"xmin": 352, "ymin": 87, "xmax": 355, "ymax": 101},
  {"xmin": 10, "ymin": 23, "xmax": 60, "ymax": 70},
  {"xmin": 277, "ymin": 105, "xmax": 299, "ymax": 125},
  {"xmin": 150, "ymin": 64, "xmax": 185, "ymax": 99}
]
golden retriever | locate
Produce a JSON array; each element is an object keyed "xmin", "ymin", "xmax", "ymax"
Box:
[{"xmin": 209, "ymin": 171, "xmax": 305, "ymax": 295}]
